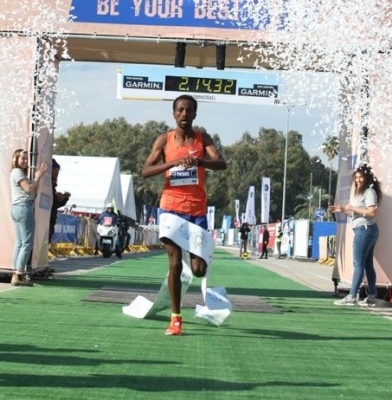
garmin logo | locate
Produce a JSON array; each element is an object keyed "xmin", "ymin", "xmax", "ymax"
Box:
[
  {"xmin": 123, "ymin": 75, "xmax": 163, "ymax": 90},
  {"xmin": 239, "ymin": 84, "xmax": 278, "ymax": 98}
]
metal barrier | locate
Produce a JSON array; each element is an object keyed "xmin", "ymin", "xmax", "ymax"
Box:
[{"xmin": 49, "ymin": 216, "xmax": 163, "ymax": 257}]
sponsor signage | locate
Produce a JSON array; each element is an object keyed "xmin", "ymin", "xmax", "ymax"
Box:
[
  {"xmin": 52, "ymin": 214, "xmax": 78, "ymax": 244},
  {"xmin": 117, "ymin": 64, "xmax": 279, "ymax": 104},
  {"xmin": 315, "ymin": 208, "xmax": 325, "ymax": 220},
  {"xmin": 70, "ymin": 0, "xmax": 276, "ymax": 30}
]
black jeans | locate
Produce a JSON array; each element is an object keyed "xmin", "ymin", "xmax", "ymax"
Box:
[{"xmin": 261, "ymin": 243, "xmax": 268, "ymax": 258}]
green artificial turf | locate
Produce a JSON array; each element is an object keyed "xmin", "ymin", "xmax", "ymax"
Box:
[{"xmin": 0, "ymin": 248, "xmax": 391, "ymax": 400}]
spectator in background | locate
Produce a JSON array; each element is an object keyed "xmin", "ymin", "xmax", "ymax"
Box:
[
  {"xmin": 63, "ymin": 205, "xmax": 76, "ymax": 215},
  {"xmin": 330, "ymin": 164, "xmax": 382, "ymax": 307},
  {"xmin": 49, "ymin": 159, "xmax": 71, "ymax": 243},
  {"xmin": 95, "ymin": 203, "xmax": 122, "ymax": 258},
  {"xmin": 276, "ymin": 228, "xmax": 283, "ymax": 259},
  {"xmin": 259, "ymin": 225, "xmax": 270, "ymax": 259},
  {"xmin": 97, "ymin": 203, "xmax": 118, "ymax": 226},
  {"xmin": 239, "ymin": 222, "xmax": 250, "ymax": 258},
  {"xmin": 117, "ymin": 210, "xmax": 131, "ymax": 251},
  {"xmin": 10, "ymin": 149, "xmax": 48, "ymax": 286}
]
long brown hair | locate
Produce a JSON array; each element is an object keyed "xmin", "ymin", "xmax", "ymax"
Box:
[
  {"xmin": 352, "ymin": 164, "xmax": 382, "ymax": 203},
  {"xmin": 11, "ymin": 149, "xmax": 28, "ymax": 175}
]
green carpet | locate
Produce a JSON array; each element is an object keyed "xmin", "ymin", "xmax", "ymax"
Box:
[{"xmin": 0, "ymin": 248, "xmax": 391, "ymax": 400}]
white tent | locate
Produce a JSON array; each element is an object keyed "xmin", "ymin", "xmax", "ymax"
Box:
[
  {"xmin": 53, "ymin": 155, "xmax": 123, "ymax": 215},
  {"xmin": 120, "ymin": 174, "xmax": 137, "ymax": 220}
]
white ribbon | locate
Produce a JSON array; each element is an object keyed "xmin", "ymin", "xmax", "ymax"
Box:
[{"xmin": 122, "ymin": 213, "xmax": 232, "ymax": 326}]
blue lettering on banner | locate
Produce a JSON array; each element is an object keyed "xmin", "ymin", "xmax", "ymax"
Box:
[
  {"xmin": 70, "ymin": 0, "xmax": 277, "ymax": 30},
  {"xmin": 39, "ymin": 193, "xmax": 51, "ymax": 211},
  {"xmin": 52, "ymin": 214, "xmax": 78, "ymax": 244}
]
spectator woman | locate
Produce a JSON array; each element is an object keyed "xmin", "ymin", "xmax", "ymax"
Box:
[
  {"xmin": 330, "ymin": 164, "xmax": 382, "ymax": 306},
  {"xmin": 10, "ymin": 149, "xmax": 48, "ymax": 286}
]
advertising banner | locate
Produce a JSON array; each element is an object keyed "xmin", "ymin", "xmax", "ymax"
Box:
[
  {"xmin": 234, "ymin": 199, "xmax": 240, "ymax": 226},
  {"xmin": 241, "ymin": 212, "xmax": 246, "ymax": 224},
  {"xmin": 0, "ymin": 1, "xmax": 309, "ymax": 46},
  {"xmin": 70, "ymin": 0, "xmax": 277, "ymax": 31},
  {"xmin": 245, "ymin": 186, "xmax": 256, "ymax": 225},
  {"xmin": 207, "ymin": 206, "xmax": 215, "ymax": 231},
  {"xmin": 261, "ymin": 177, "xmax": 270, "ymax": 223},
  {"xmin": 52, "ymin": 213, "xmax": 78, "ymax": 244}
]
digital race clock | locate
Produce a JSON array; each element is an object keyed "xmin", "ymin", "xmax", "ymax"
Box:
[
  {"xmin": 165, "ymin": 76, "xmax": 236, "ymax": 95},
  {"xmin": 117, "ymin": 64, "xmax": 279, "ymax": 105}
]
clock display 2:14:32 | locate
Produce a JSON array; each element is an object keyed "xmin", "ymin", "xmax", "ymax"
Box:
[{"xmin": 165, "ymin": 76, "xmax": 237, "ymax": 95}]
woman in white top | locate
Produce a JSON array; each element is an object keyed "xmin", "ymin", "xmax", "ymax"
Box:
[
  {"xmin": 330, "ymin": 164, "xmax": 382, "ymax": 306},
  {"xmin": 10, "ymin": 149, "xmax": 48, "ymax": 286}
]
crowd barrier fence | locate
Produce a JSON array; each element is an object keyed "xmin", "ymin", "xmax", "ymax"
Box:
[
  {"xmin": 49, "ymin": 215, "xmax": 162, "ymax": 258},
  {"xmin": 50, "ymin": 216, "xmax": 336, "ymax": 264}
]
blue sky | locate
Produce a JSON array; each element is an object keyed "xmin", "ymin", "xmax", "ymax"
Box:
[{"xmin": 55, "ymin": 61, "xmax": 340, "ymax": 165}]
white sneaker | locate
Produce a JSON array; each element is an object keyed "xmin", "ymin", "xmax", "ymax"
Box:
[
  {"xmin": 358, "ymin": 296, "xmax": 377, "ymax": 307},
  {"xmin": 334, "ymin": 295, "xmax": 357, "ymax": 306}
]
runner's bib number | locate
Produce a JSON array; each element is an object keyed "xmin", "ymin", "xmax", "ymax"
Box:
[{"xmin": 169, "ymin": 166, "xmax": 199, "ymax": 186}]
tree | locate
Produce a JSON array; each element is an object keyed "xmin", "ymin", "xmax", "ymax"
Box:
[
  {"xmin": 223, "ymin": 128, "xmax": 313, "ymax": 223},
  {"xmin": 294, "ymin": 187, "xmax": 330, "ymax": 220},
  {"xmin": 55, "ymin": 119, "xmax": 328, "ymax": 227},
  {"xmin": 321, "ymin": 135, "xmax": 339, "ymax": 219}
]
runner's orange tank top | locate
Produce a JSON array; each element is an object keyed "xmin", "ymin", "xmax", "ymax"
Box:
[{"xmin": 160, "ymin": 130, "xmax": 206, "ymax": 216}]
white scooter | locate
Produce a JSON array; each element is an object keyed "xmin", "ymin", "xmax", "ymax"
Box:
[{"xmin": 97, "ymin": 223, "xmax": 119, "ymax": 258}]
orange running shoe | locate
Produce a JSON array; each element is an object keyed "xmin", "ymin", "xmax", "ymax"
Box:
[{"xmin": 165, "ymin": 316, "xmax": 183, "ymax": 336}]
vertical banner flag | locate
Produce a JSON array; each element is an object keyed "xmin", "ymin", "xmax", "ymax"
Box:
[
  {"xmin": 235, "ymin": 199, "xmax": 240, "ymax": 224},
  {"xmin": 207, "ymin": 206, "xmax": 215, "ymax": 231},
  {"xmin": 245, "ymin": 186, "xmax": 256, "ymax": 225},
  {"xmin": 241, "ymin": 213, "xmax": 246, "ymax": 223},
  {"xmin": 221, "ymin": 215, "xmax": 232, "ymax": 233},
  {"xmin": 261, "ymin": 177, "xmax": 271, "ymax": 223}
]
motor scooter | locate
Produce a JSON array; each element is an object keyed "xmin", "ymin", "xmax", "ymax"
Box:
[{"xmin": 97, "ymin": 223, "xmax": 119, "ymax": 258}]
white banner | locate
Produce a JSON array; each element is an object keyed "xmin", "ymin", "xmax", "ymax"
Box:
[
  {"xmin": 123, "ymin": 213, "xmax": 231, "ymax": 326},
  {"xmin": 245, "ymin": 186, "xmax": 256, "ymax": 225},
  {"xmin": 261, "ymin": 177, "xmax": 271, "ymax": 224},
  {"xmin": 207, "ymin": 206, "xmax": 215, "ymax": 231},
  {"xmin": 235, "ymin": 199, "xmax": 240, "ymax": 225},
  {"xmin": 241, "ymin": 213, "xmax": 246, "ymax": 223}
]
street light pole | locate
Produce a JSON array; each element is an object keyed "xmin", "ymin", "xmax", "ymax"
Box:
[
  {"xmin": 319, "ymin": 188, "xmax": 321, "ymax": 208},
  {"xmin": 327, "ymin": 166, "xmax": 332, "ymax": 221},
  {"xmin": 308, "ymin": 172, "xmax": 313, "ymax": 220},
  {"xmin": 281, "ymin": 105, "xmax": 291, "ymax": 226},
  {"xmin": 281, "ymin": 102, "xmax": 306, "ymax": 226}
]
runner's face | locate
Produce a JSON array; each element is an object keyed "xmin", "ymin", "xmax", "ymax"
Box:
[{"xmin": 173, "ymin": 100, "xmax": 196, "ymax": 129}]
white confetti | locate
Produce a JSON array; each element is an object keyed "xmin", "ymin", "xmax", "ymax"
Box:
[
  {"xmin": 1, "ymin": 0, "xmax": 391, "ymax": 184},
  {"xmin": 233, "ymin": 0, "xmax": 392, "ymax": 183},
  {"xmin": 0, "ymin": 0, "xmax": 73, "ymax": 154}
]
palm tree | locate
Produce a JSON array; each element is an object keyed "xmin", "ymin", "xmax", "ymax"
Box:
[
  {"xmin": 134, "ymin": 175, "xmax": 164, "ymax": 223},
  {"xmin": 294, "ymin": 187, "xmax": 330, "ymax": 220},
  {"xmin": 322, "ymin": 135, "xmax": 339, "ymax": 220}
]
